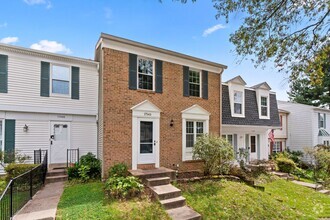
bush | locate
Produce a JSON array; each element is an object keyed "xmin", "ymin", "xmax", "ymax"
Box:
[
  {"xmin": 105, "ymin": 176, "xmax": 143, "ymax": 199},
  {"xmin": 67, "ymin": 163, "xmax": 80, "ymax": 179},
  {"xmin": 0, "ymin": 179, "xmax": 7, "ymax": 193},
  {"xmin": 78, "ymin": 165, "xmax": 90, "ymax": 182},
  {"xmin": 79, "ymin": 153, "xmax": 101, "ymax": 179},
  {"xmin": 193, "ymin": 134, "xmax": 235, "ymax": 175},
  {"xmin": 108, "ymin": 163, "xmax": 128, "ymax": 178},
  {"xmin": 305, "ymin": 146, "xmax": 330, "ymax": 181},
  {"xmin": 276, "ymin": 157, "xmax": 296, "ymax": 173},
  {"xmin": 5, "ymin": 164, "xmax": 38, "ymax": 181}
]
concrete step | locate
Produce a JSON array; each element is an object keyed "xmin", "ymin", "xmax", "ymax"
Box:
[
  {"xmin": 160, "ymin": 196, "xmax": 186, "ymax": 210},
  {"xmin": 166, "ymin": 206, "xmax": 201, "ymax": 220},
  {"xmin": 147, "ymin": 177, "xmax": 171, "ymax": 187},
  {"xmin": 291, "ymin": 180, "xmax": 323, "ymax": 191},
  {"xmin": 150, "ymin": 184, "xmax": 181, "ymax": 200},
  {"xmin": 47, "ymin": 169, "xmax": 66, "ymax": 177},
  {"xmin": 319, "ymin": 189, "xmax": 330, "ymax": 195},
  {"xmin": 129, "ymin": 167, "xmax": 176, "ymax": 183},
  {"xmin": 45, "ymin": 175, "xmax": 68, "ymax": 184}
]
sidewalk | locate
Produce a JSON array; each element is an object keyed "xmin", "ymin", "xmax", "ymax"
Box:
[{"xmin": 13, "ymin": 182, "xmax": 65, "ymax": 220}]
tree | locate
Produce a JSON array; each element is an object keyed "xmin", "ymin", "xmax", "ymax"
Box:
[{"xmin": 178, "ymin": 0, "xmax": 329, "ymax": 78}]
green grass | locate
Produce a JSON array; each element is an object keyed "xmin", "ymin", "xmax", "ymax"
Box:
[
  {"xmin": 56, "ymin": 181, "xmax": 170, "ymax": 220},
  {"xmin": 178, "ymin": 179, "xmax": 330, "ymax": 220}
]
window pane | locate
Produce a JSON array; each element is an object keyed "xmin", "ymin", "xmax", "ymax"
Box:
[
  {"xmin": 196, "ymin": 122, "xmax": 204, "ymax": 134},
  {"xmin": 186, "ymin": 134, "xmax": 194, "ymax": 148},
  {"xmin": 138, "ymin": 74, "xmax": 153, "ymax": 90},
  {"xmin": 53, "ymin": 65, "xmax": 70, "ymax": 81},
  {"xmin": 140, "ymin": 121, "xmax": 153, "ymax": 154},
  {"xmin": 186, "ymin": 121, "xmax": 194, "ymax": 134},
  {"xmin": 138, "ymin": 58, "xmax": 153, "ymax": 75},
  {"xmin": 54, "ymin": 124, "xmax": 68, "ymax": 141},
  {"xmin": 234, "ymin": 103, "xmax": 242, "ymax": 114},
  {"xmin": 189, "ymin": 70, "xmax": 200, "ymax": 97},
  {"xmin": 189, "ymin": 84, "xmax": 200, "ymax": 97},
  {"xmin": 189, "ymin": 71, "xmax": 200, "ymax": 84},
  {"xmin": 250, "ymin": 136, "xmax": 256, "ymax": 153},
  {"xmin": 261, "ymin": 97, "xmax": 267, "ymax": 106},
  {"xmin": 52, "ymin": 80, "xmax": 69, "ymax": 95},
  {"xmin": 227, "ymin": 135, "xmax": 233, "ymax": 145},
  {"xmin": 234, "ymin": 91, "xmax": 242, "ymax": 103},
  {"xmin": 261, "ymin": 106, "xmax": 268, "ymax": 116}
]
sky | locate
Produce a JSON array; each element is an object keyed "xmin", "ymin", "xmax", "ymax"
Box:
[{"xmin": 0, "ymin": 0, "xmax": 290, "ymax": 100}]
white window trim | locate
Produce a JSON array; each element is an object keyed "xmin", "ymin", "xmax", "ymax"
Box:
[
  {"xmin": 233, "ymin": 90, "xmax": 244, "ymax": 117},
  {"xmin": 319, "ymin": 113, "xmax": 325, "ymax": 128},
  {"xmin": 257, "ymin": 92, "xmax": 270, "ymax": 119},
  {"xmin": 272, "ymin": 141, "xmax": 282, "ymax": 153},
  {"xmin": 260, "ymin": 96, "xmax": 269, "ymax": 117},
  {"xmin": 50, "ymin": 63, "xmax": 72, "ymax": 98},
  {"xmin": 188, "ymin": 68, "xmax": 202, "ymax": 98},
  {"xmin": 222, "ymin": 134, "xmax": 234, "ymax": 146},
  {"xmin": 137, "ymin": 56, "xmax": 155, "ymax": 91}
]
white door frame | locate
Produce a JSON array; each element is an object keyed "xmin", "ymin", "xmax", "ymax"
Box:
[
  {"xmin": 131, "ymin": 100, "xmax": 161, "ymax": 170},
  {"xmin": 49, "ymin": 121, "xmax": 71, "ymax": 164},
  {"xmin": 249, "ymin": 135, "xmax": 257, "ymax": 161}
]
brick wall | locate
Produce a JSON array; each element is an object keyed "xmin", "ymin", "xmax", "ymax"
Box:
[{"xmin": 101, "ymin": 48, "xmax": 221, "ymax": 176}]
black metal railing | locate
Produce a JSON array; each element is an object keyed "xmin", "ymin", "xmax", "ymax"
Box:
[
  {"xmin": 0, "ymin": 151, "xmax": 48, "ymax": 220},
  {"xmin": 67, "ymin": 148, "xmax": 79, "ymax": 167},
  {"xmin": 34, "ymin": 149, "xmax": 48, "ymax": 164}
]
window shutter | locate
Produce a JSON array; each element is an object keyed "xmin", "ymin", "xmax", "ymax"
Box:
[
  {"xmin": 280, "ymin": 142, "xmax": 283, "ymax": 152},
  {"xmin": 0, "ymin": 54, "xmax": 8, "ymax": 93},
  {"xmin": 129, "ymin": 53, "xmax": 137, "ymax": 90},
  {"xmin": 183, "ymin": 66, "xmax": 189, "ymax": 97},
  {"xmin": 233, "ymin": 134, "xmax": 238, "ymax": 159},
  {"xmin": 245, "ymin": 134, "xmax": 250, "ymax": 161},
  {"xmin": 324, "ymin": 113, "xmax": 326, "ymax": 129},
  {"xmin": 155, "ymin": 59, "xmax": 163, "ymax": 93},
  {"xmin": 257, "ymin": 134, "xmax": 260, "ymax": 160},
  {"xmin": 40, "ymin": 61, "xmax": 50, "ymax": 97},
  {"xmin": 71, "ymin": 66, "xmax": 80, "ymax": 100},
  {"xmin": 318, "ymin": 113, "xmax": 321, "ymax": 128},
  {"xmin": 4, "ymin": 119, "xmax": 15, "ymax": 163},
  {"xmin": 202, "ymin": 70, "xmax": 208, "ymax": 99}
]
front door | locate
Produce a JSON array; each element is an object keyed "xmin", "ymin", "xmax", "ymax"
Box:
[
  {"xmin": 137, "ymin": 119, "xmax": 158, "ymax": 165},
  {"xmin": 250, "ymin": 135, "xmax": 257, "ymax": 160},
  {"xmin": 50, "ymin": 122, "xmax": 70, "ymax": 164}
]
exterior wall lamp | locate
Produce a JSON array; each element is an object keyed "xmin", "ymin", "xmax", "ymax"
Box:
[
  {"xmin": 23, "ymin": 124, "xmax": 29, "ymax": 132},
  {"xmin": 170, "ymin": 119, "xmax": 174, "ymax": 127}
]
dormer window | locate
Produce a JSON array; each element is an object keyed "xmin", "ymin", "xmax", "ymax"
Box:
[
  {"xmin": 261, "ymin": 96, "xmax": 268, "ymax": 116},
  {"xmin": 234, "ymin": 91, "xmax": 243, "ymax": 114}
]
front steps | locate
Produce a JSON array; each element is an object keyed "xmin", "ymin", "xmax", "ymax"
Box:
[
  {"xmin": 45, "ymin": 167, "xmax": 68, "ymax": 184},
  {"xmin": 130, "ymin": 167, "xmax": 201, "ymax": 220}
]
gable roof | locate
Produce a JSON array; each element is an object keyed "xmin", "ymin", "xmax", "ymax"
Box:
[
  {"xmin": 181, "ymin": 104, "xmax": 211, "ymax": 116},
  {"xmin": 251, "ymin": 82, "xmax": 272, "ymax": 90},
  {"xmin": 131, "ymin": 100, "xmax": 162, "ymax": 112},
  {"xmin": 222, "ymin": 85, "xmax": 280, "ymax": 127},
  {"xmin": 225, "ymin": 75, "xmax": 247, "ymax": 85}
]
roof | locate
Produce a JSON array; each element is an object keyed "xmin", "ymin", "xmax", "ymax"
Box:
[
  {"xmin": 222, "ymin": 85, "xmax": 281, "ymax": 126},
  {"xmin": 97, "ymin": 33, "xmax": 227, "ymax": 70},
  {"xmin": 278, "ymin": 109, "xmax": 290, "ymax": 114},
  {"xmin": 318, "ymin": 129, "xmax": 330, "ymax": 136},
  {"xmin": 225, "ymin": 75, "xmax": 247, "ymax": 85},
  {"xmin": 0, "ymin": 43, "xmax": 98, "ymax": 66},
  {"xmin": 278, "ymin": 101, "xmax": 330, "ymax": 113},
  {"xmin": 251, "ymin": 82, "xmax": 272, "ymax": 90}
]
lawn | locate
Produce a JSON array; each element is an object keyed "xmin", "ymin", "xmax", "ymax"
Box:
[
  {"xmin": 56, "ymin": 181, "xmax": 170, "ymax": 220},
  {"xmin": 177, "ymin": 179, "xmax": 330, "ymax": 220}
]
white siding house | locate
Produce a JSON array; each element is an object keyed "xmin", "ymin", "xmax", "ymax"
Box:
[
  {"xmin": 278, "ymin": 101, "xmax": 330, "ymax": 153},
  {"xmin": 0, "ymin": 43, "xmax": 98, "ymax": 173}
]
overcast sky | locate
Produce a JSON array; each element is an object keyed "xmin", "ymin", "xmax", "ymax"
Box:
[{"xmin": 0, "ymin": 0, "xmax": 290, "ymax": 100}]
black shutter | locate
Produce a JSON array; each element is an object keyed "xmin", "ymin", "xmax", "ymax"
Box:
[
  {"xmin": 71, "ymin": 66, "xmax": 80, "ymax": 100},
  {"xmin": 40, "ymin": 61, "xmax": 50, "ymax": 97},
  {"xmin": 183, "ymin": 66, "xmax": 189, "ymax": 97},
  {"xmin": 202, "ymin": 70, "xmax": 208, "ymax": 99},
  {"xmin": 0, "ymin": 54, "xmax": 8, "ymax": 93},
  {"xmin": 129, "ymin": 53, "xmax": 137, "ymax": 90},
  {"xmin": 4, "ymin": 119, "xmax": 15, "ymax": 163},
  {"xmin": 155, "ymin": 59, "xmax": 163, "ymax": 93},
  {"xmin": 318, "ymin": 113, "xmax": 321, "ymax": 128}
]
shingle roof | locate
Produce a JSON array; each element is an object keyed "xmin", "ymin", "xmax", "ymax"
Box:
[
  {"xmin": 222, "ymin": 85, "xmax": 281, "ymax": 126},
  {"xmin": 318, "ymin": 129, "xmax": 330, "ymax": 136}
]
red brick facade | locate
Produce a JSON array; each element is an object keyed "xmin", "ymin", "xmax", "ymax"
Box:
[{"xmin": 101, "ymin": 48, "xmax": 221, "ymax": 176}]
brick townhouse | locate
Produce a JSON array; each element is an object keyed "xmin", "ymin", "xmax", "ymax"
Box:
[{"xmin": 95, "ymin": 33, "xmax": 227, "ymax": 176}]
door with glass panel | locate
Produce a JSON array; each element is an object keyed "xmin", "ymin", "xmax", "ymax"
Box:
[
  {"xmin": 249, "ymin": 135, "xmax": 257, "ymax": 160},
  {"xmin": 138, "ymin": 119, "xmax": 158, "ymax": 164},
  {"xmin": 50, "ymin": 122, "xmax": 70, "ymax": 164}
]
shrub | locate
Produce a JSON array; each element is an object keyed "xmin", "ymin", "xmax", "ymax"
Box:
[
  {"xmin": 305, "ymin": 146, "xmax": 330, "ymax": 180},
  {"xmin": 105, "ymin": 176, "xmax": 143, "ymax": 199},
  {"xmin": 108, "ymin": 163, "xmax": 129, "ymax": 178},
  {"xmin": 193, "ymin": 134, "xmax": 235, "ymax": 175},
  {"xmin": 79, "ymin": 153, "xmax": 101, "ymax": 179},
  {"xmin": 67, "ymin": 163, "xmax": 80, "ymax": 179},
  {"xmin": 276, "ymin": 157, "xmax": 296, "ymax": 173},
  {"xmin": 78, "ymin": 165, "xmax": 90, "ymax": 182},
  {"xmin": 5, "ymin": 164, "xmax": 38, "ymax": 181},
  {"xmin": 0, "ymin": 179, "xmax": 7, "ymax": 193}
]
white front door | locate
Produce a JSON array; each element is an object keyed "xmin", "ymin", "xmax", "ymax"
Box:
[
  {"xmin": 137, "ymin": 118, "xmax": 159, "ymax": 165},
  {"xmin": 50, "ymin": 122, "xmax": 70, "ymax": 164},
  {"xmin": 250, "ymin": 135, "xmax": 257, "ymax": 161}
]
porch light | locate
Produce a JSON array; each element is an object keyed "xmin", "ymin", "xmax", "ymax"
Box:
[
  {"xmin": 23, "ymin": 124, "xmax": 29, "ymax": 132},
  {"xmin": 170, "ymin": 119, "xmax": 174, "ymax": 127}
]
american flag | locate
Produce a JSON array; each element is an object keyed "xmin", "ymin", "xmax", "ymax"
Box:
[{"xmin": 268, "ymin": 129, "xmax": 275, "ymax": 143}]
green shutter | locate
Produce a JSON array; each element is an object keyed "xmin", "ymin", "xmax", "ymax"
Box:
[
  {"xmin": 129, "ymin": 53, "xmax": 137, "ymax": 90},
  {"xmin": 71, "ymin": 66, "xmax": 80, "ymax": 99},
  {"xmin": 0, "ymin": 54, "xmax": 8, "ymax": 93},
  {"xmin": 183, "ymin": 66, "xmax": 189, "ymax": 97},
  {"xmin": 4, "ymin": 119, "xmax": 15, "ymax": 163},
  {"xmin": 40, "ymin": 61, "xmax": 50, "ymax": 97},
  {"xmin": 257, "ymin": 134, "xmax": 260, "ymax": 160},
  {"xmin": 233, "ymin": 134, "xmax": 238, "ymax": 159}
]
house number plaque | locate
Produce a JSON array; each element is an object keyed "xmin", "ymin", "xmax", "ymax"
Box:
[{"xmin": 144, "ymin": 113, "xmax": 152, "ymax": 116}]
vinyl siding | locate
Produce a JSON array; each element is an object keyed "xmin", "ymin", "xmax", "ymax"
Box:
[{"xmin": 71, "ymin": 121, "xmax": 97, "ymax": 157}]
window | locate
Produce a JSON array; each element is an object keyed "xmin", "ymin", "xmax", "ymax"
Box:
[
  {"xmin": 52, "ymin": 65, "xmax": 70, "ymax": 95},
  {"xmin": 138, "ymin": 57, "xmax": 154, "ymax": 90},
  {"xmin": 250, "ymin": 136, "xmax": 256, "ymax": 153},
  {"xmin": 0, "ymin": 120, "xmax": 3, "ymax": 150},
  {"xmin": 323, "ymin": 140, "xmax": 329, "ymax": 146},
  {"xmin": 280, "ymin": 115, "xmax": 283, "ymax": 130},
  {"xmin": 234, "ymin": 91, "xmax": 243, "ymax": 114},
  {"xmin": 272, "ymin": 141, "xmax": 282, "ymax": 153},
  {"xmin": 189, "ymin": 70, "xmax": 200, "ymax": 97},
  {"xmin": 185, "ymin": 121, "xmax": 204, "ymax": 148},
  {"xmin": 222, "ymin": 134, "xmax": 233, "ymax": 146},
  {"xmin": 319, "ymin": 114, "xmax": 325, "ymax": 128},
  {"xmin": 261, "ymin": 96, "xmax": 268, "ymax": 116}
]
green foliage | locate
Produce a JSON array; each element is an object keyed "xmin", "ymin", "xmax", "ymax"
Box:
[
  {"xmin": 4, "ymin": 164, "xmax": 38, "ymax": 181},
  {"xmin": 78, "ymin": 165, "xmax": 90, "ymax": 182},
  {"xmin": 193, "ymin": 134, "xmax": 235, "ymax": 175},
  {"xmin": 79, "ymin": 153, "xmax": 101, "ymax": 179},
  {"xmin": 67, "ymin": 163, "xmax": 79, "ymax": 180},
  {"xmin": 305, "ymin": 146, "xmax": 330, "ymax": 181},
  {"xmin": 108, "ymin": 163, "xmax": 128, "ymax": 178},
  {"xmin": 276, "ymin": 157, "xmax": 296, "ymax": 173},
  {"xmin": 0, "ymin": 150, "xmax": 31, "ymax": 164},
  {"xmin": 0, "ymin": 179, "xmax": 7, "ymax": 193},
  {"xmin": 105, "ymin": 176, "xmax": 144, "ymax": 199}
]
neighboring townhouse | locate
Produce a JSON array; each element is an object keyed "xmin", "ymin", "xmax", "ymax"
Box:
[
  {"xmin": 221, "ymin": 76, "xmax": 281, "ymax": 162},
  {"xmin": 0, "ymin": 43, "xmax": 99, "ymax": 173},
  {"xmin": 95, "ymin": 33, "xmax": 227, "ymax": 176},
  {"xmin": 278, "ymin": 101, "xmax": 330, "ymax": 152},
  {"xmin": 271, "ymin": 109, "xmax": 289, "ymax": 154}
]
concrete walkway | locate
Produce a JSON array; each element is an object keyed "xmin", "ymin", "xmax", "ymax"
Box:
[{"xmin": 13, "ymin": 182, "xmax": 65, "ymax": 220}]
